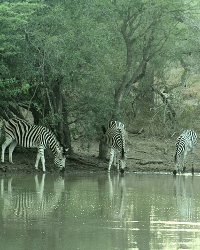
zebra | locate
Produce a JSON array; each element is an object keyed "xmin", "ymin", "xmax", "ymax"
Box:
[
  {"xmin": 1, "ymin": 118, "xmax": 68, "ymax": 172},
  {"xmin": 102, "ymin": 121, "xmax": 126, "ymax": 173},
  {"xmin": 173, "ymin": 129, "xmax": 197, "ymax": 175}
]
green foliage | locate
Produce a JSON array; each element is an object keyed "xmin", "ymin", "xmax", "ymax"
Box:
[{"xmin": 0, "ymin": 0, "xmax": 200, "ymax": 145}]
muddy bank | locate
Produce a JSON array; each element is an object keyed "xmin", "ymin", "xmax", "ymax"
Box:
[{"xmin": 0, "ymin": 135, "xmax": 199, "ymax": 174}]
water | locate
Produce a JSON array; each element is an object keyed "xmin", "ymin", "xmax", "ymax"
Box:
[{"xmin": 0, "ymin": 172, "xmax": 200, "ymax": 250}]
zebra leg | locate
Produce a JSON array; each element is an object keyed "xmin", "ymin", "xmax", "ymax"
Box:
[
  {"xmin": 173, "ymin": 154, "xmax": 180, "ymax": 175},
  {"xmin": 1, "ymin": 137, "xmax": 14, "ymax": 163},
  {"xmin": 191, "ymin": 148, "xmax": 195, "ymax": 174},
  {"xmin": 113, "ymin": 151, "xmax": 120, "ymax": 172},
  {"xmin": 108, "ymin": 148, "xmax": 115, "ymax": 172},
  {"xmin": 113, "ymin": 151, "xmax": 117, "ymax": 166},
  {"xmin": 35, "ymin": 152, "xmax": 41, "ymax": 170},
  {"xmin": 35, "ymin": 153, "xmax": 46, "ymax": 172},
  {"xmin": 8, "ymin": 140, "xmax": 17, "ymax": 163},
  {"xmin": 119, "ymin": 159, "xmax": 126, "ymax": 174},
  {"xmin": 182, "ymin": 151, "xmax": 187, "ymax": 173},
  {"xmin": 41, "ymin": 156, "xmax": 46, "ymax": 172},
  {"xmin": 117, "ymin": 159, "xmax": 120, "ymax": 172},
  {"xmin": 35, "ymin": 147, "xmax": 46, "ymax": 172}
]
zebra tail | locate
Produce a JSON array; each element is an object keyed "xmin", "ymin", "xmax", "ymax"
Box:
[
  {"xmin": 174, "ymin": 153, "xmax": 177, "ymax": 164},
  {"xmin": 122, "ymin": 147, "xmax": 125, "ymax": 159}
]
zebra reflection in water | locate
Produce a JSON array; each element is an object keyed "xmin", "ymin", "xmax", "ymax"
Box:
[
  {"xmin": 0, "ymin": 174, "xmax": 65, "ymax": 222},
  {"xmin": 98, "ymin": 174, "xmax": 126, "ymax": 222},
  {"xmin": 173, "ymin": 175, "xmax": 194, "ymax": 220},
  {"xmin": 108, "ymin": 174, "xmax": 126, "ymax": 221}
]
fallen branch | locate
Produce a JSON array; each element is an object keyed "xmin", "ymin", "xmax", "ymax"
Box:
[
  {"xmin": 137, "ymin": 159, "xmax": 163, "ymax": 165},
  {"xmin": 66, "ymin": 155, "xmax": 98, "ymax": 167},
  {"xmin": 127, "ymin": 157, "xmax": 142, "ymax": 160},
  {"xmin": 128, "ymin": 127, "xmax": 144, "ymax": 135},
  {"xmin": 127, "ymin": 157, "xmax": 163, "ymax": 164}
]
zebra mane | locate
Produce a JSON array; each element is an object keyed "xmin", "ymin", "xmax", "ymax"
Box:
[
  {"xmin": 60, "ymin": 143, "xmax": 69, "ymax": 156},
  {"xmin": 101, "ymin": 125, "xmax": 106, "ymax": 134}
]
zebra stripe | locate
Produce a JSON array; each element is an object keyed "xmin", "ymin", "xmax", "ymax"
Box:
[
  {"xmin": 174, "ymin": 129, "xmax": 197, "ymax": 174},
  {"xmin": 1, "ymin": 175, "xmax": 65, "ymax": 221},
  {"xmin": 103, "ymin": 120, "xmax": 126, "ymax": 173},
  {"xmin": 1, "ymin": 118, "xmax": 68, "ymax": 172}
]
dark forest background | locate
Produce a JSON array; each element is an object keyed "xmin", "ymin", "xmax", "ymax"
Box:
[{"xmin": 1, "ymin": 0, "xmax": 200, "ymax": 154}]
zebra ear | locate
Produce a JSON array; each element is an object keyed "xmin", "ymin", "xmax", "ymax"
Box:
[
  {"xmin": 57, "ymin": 145, "xmax": 68, "ymax": 156},
  {"xmin": 108, "ymin": 121, "xmax": 115, "ymax": 128},
  {"xmin": 56, "ymin": 146, "xmax": 62, "ymax": 154},
  {"xmin": 63, "ymin": 148, "xmax": 69, "ymax": 156}
]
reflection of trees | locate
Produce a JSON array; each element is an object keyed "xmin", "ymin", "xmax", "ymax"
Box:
[
  {"xmin": 0, "ymin": 174, "xmax": 65, "ymax": 223},
  {"xmin": 173, "ymin": 175, "xmax": 194, "ymax": 220}
]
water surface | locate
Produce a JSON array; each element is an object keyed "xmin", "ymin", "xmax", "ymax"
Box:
[{"xmin": 0, "ymin": 172, "xmax": 200, "ymax": 250}]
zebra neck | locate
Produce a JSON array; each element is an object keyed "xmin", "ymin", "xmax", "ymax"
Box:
[{"xmin": 48, "ymin": 139, "xmax": 60, "ymax": 156}]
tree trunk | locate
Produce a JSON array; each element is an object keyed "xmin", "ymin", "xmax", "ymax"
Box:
[
  {"xmin": 63, "ymin": 118, "xmax": 73, "ymax": 154},
  {"xmin": 53, "ymin": 78, "xmax": 73, "ymax": 154},
  {"xmin": 62, "ymin": 91, "xmax": 73, "ymax": 154},
  {"xmin": 98, "ymin": 138, "xmax": 108, "ymax": 160}
]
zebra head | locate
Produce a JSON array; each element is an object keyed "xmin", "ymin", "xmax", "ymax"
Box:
[
  {"xmin": 108, "ymin": 121, "xmax": 125, "ymax": 129},
  {"xmin": 54, "ymin": 146, "xmax": 69, "ymax": 169}
]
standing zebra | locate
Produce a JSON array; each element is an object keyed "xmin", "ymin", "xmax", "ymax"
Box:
[
  {"xmin": 1, "ymin": 118, "xmax": 68, "ymax": 172},
  {"xmin": 174, "ymin": 129, "xmax": 197, "ymax": 175},
  {"xmin": 102, "ymin": 121, "xmax": 126, "ymax": 173}
]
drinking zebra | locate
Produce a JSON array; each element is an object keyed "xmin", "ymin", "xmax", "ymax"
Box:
[
  {"xmin": 102, "ymin": 121, "xmax": 126, "ymax": 173},
  {"xmin": 1, "ymin": 118, "xmax": 68, "ymax": 172},
  {"xmin": 173, "ymin": 129, "xmax": 197, "ymax": 175}
]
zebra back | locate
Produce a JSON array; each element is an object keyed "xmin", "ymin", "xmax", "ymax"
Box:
[
  {"xmin": 5, "ymin": 118, "xmax": 65, "ymax": 161},
  {"xmin": 105, "ymin": 120, "xmax": 126, "ymax": 159},
  {"xmin": 175, "ymin": 129, "xmax": 197, "ymax": 163},
  {"xmin": 182, "ymin": 130, "xmax": 197, "ymax": 145}
]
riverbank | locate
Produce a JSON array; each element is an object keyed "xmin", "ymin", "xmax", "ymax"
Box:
[{"xmin": 0, "ymin": 135, "xmax": 199, "ymax": 174}]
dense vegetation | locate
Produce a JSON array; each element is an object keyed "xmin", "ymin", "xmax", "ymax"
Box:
[{"xmin": 1, "ymin": 0, "xmax": 200, "ymax": 153}]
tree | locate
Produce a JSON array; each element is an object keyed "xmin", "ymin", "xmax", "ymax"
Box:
[
  {"xmin": 0, "ymin": 2, "xmax": 45, "ymax": 119},
  {"xmin": 0, "ymin": 1, "xmax": 116, "ymax": 153},
  {"xmin": 1, "ymin": 0, "xmax": 200, "ymax": 162}
]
